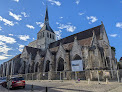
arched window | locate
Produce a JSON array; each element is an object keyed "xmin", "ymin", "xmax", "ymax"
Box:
[
  {"xmin": 9, "ymin": 63, "xmax": 11, "ymax": 75},
  {"xmin": 47, "ymin": 32, "xmax": 49, "ymax": 38},
  {"xmin": 57, "ymin": 58, "xmax": 64, "ymax": 71},
  {"xmin": 52, "ymin": 35, "xmax": 54, "ymax": 39},
  {"xmin": 73, "ymin": 55, "xmax": 82, "ymax": 60},
  {"xmin": 35, "ymin": 62, "xmax": 39, "ymax": 72},
  {"xmin": 45, "ymin": 61, "xmax": 50, "ymax": 72},
  {"xmin": 50, "ymin": 34, "xmax": 51, "ymax": 38},
  {"xmin": 43, "ymin": 32, "xmax": 44, "ymax": 37}
]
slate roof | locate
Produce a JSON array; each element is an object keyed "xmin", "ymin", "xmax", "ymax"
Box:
[
  {"xmin": 7, "ymin": 54, "xmax": 21, "ymax": 62},
  {"xmin": 49, "ymin": 25, "xmax": 101, "ymax": 49},
  {"xmin": 25, "ymin": 46, "xmax": 46, "ymax": 60},
  {"xmin": 38, "ymin": 24, "xmax": 54, "ymax": 33},
  {"xmin": 45, "ymin": 7, "xmax": 49, "ymax": 21}
]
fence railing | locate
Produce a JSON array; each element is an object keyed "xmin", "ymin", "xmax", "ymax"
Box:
[{"xmin": 8, "ymin": 69, "xmax": 122, "ymax": 82}]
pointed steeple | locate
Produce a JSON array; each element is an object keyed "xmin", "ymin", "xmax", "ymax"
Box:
[{"xmin": 44, "ymin": 6, "xmax": 49, "ymax": 24}]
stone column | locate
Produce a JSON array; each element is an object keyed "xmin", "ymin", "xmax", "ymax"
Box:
[
  {"xmin": 65, "ymin": 51, "xmax": 71, "ymax": 79},
  {"xmin": 6, "ymin": 62, "xmax": 9, "ymax": 76},
  {"xmin": 2, "ymin": 64, "xmax": 5, "ymax": 77}
]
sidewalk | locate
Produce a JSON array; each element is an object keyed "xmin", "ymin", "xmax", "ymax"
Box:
[{"xmin": 26, "ymin": 80, "xmax": 122, "ymax": 92}]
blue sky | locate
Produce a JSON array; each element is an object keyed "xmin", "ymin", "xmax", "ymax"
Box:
[{"xmin": 0, "ymin": 0, "xmax": 122, "ymax": 64}]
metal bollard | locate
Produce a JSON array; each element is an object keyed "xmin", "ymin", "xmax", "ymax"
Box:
[
  {"xmin": 106, "ymin": 78, "xmax": 108, "ymax": 84},
  {"xmin": 88, "ymin": 78, "xmax": 90, "ymax": 84},
  {"xmin": 46, "ymin": 87, "xmax": 48, "ymax": 92},
  {"xmin": 31, "ymin": 84, "xmax": 33, "ymax": 91}
]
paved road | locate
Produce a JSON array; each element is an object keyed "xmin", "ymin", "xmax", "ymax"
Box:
[
  {"xmin": 0, "ymin": 84, "xmax": 62, "ymax": 92},
  {"xmin": 0, "ymin": 80, "xmax": 122, "ymax": 92}
]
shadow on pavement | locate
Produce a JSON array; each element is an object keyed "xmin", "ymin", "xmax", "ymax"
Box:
[
  {"xmin": 9, "ymin": 84, "xmax": 62, "ymax": 92},
  {"xmin": 54, "ymin": 87, "xmax": 93, "ymax": 92}
]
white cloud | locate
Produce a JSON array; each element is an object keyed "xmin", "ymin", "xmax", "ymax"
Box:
[
  {"xmin": 54, "ymin": 30, "xmax": 62, "ymax": 40},
  {"xmin": 59, "ymin": 17, "xmax": 63, "ymax": 19},
  {"xmin": 8, "ymin": 34, "xmax": 14, "ymax": 36},
  {"xmin": 109, "ymin": 34, "xmax": 118, "ymax": 37},
  {"xmin": 18, "ymin": 44, "xmax": 24, "ymax": 52},
  {"xmin": 58, "ymin": 23, "xmax": 76, "ymax": 32},
  {"xmin": 48, "ymin": 0, "xmax": 61, "ymax": 6},
  {"xmin": 26, "ymin": 24, "xmax": 35, "ymax": 29},
  {"xmin": 0, "ymin": 16, "xmax": 14, "ymax": 26},
  {"xmin": 116, "ymin": 22, "xmax": 122, "ymax": 28},
  {"xmin": 9, "ymin": 11, "xmax": 22, "ymax": 21},
  {"xmin": 0, "ymin": 41, "xmax": 12, "ymax": 60},
  {"xmin": 78, "ymin": 12, "xmax": 84, "ymax": 16},
  {"xmin": 87, "ymin": 16, "xmax": 98, "ymax": 24},
  {"xmin": 13, "ymin": 0, "xmax": 19, "ymax": 2},
  {"xmin": 18, "ymin": 35, "xmax": 30, "ymax": 41},
  {"xmin": 76, "ymin": 0, "xmax": 80, "ymax": 5},
  {"xmin": 0, "ymin": 35, "xmax": 16, "ymax": 44},
  {"xmin": 56, "ymin": 22, "xmax": 59, "ymax": 25},
  {"xmin": 21, "ymin": 12, "xmax": 29, "ymax": 17},
  {"xmin": 0, "ymin": 26, "xmax": 2, "ymax": 30},
  {"xmin": 36, "ymin": 22, "xmax": 44, "ymax": 28}
]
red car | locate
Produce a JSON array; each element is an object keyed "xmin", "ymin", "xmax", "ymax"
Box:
[{"xmin": 6, "ymin": 77, "xmax": 25, "ymax": 89}]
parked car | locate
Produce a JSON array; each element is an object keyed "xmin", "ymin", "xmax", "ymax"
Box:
[
  {"xmin": 6, "ymin": 77, "xmax": 25, "ymax": 89},
  {"xmin": 0, "ymin": 77, "xmax": 7, "ymax": 87}
]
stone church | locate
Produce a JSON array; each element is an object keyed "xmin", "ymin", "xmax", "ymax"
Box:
[{"xmin": 0, "ymin": 8, "xmax": 117, "ymax": 80}]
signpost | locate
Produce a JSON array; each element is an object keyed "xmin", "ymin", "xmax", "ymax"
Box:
[
  {"xmin": 71, "ymin": 60, "xmax": 83, "ymax": 72},
  {"xmin": 71, "ymin": 60, "xmax": 83, "ymax": 81}
]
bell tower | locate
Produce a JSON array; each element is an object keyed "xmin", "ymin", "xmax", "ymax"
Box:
[{"xmin": 37, "ymin": 7, "xmax": 56, "ymax": 50}]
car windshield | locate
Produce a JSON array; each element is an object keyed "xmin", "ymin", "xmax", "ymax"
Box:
[{"xmin": 12, "ymin": 77, "xmax": 24, "ymax": 81}]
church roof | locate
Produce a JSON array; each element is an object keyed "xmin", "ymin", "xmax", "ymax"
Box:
[
  {"xmin": 25, "ymin": 46, "xmax": 46, "ymax": 60},
  {"xmin": 49, "ymin": 25, "xmax": 101, "ymax": 49},
  {"xmin": 38, "ymin": 24, "xmax": 54, "ymax": 33},
  {"xmin": 7, "ymin": 54, "xmax": 21, "ymax": 62}
]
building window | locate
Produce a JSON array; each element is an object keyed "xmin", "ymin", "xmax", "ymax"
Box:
[
  {"xmin": 41, "ymin": 33, "xmax": 42, "ymax": 38},
  {"xmin": 50, "ymin": 34, "xmax": 51, "ymax": 38},
  {"xmin": 43, "ymin": 32, "xmax": 44, "ymax": 37},
  {"xmin": 52, "ymin": 35, "xmax": 54, "ymax": 39},
  {"xmin": 47, "ymin": 32, "xmax": 49, "ymax": 38}
]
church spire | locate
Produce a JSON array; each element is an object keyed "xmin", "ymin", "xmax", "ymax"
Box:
[{"xmin": 44, "ymin": 6, "xmax": 49, "ymax": 24}]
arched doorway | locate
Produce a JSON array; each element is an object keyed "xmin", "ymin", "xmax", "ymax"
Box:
[
  {"xmin": 57, "ymin": 58, "xmax": 64, "ymax": 71},
  {"xmin": 45, "ymin": 60, "xmax": 50, "ymax": 72}
]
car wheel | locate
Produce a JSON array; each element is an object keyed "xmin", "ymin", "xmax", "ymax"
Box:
[{"xmin": 23, "ymin": 86, "xmax": 25, "ymax": 89}]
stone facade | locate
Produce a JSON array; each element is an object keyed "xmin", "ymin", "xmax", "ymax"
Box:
[{"xmin": 0, "ymin": 8, "xmax": 117, "ymax": 80}]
